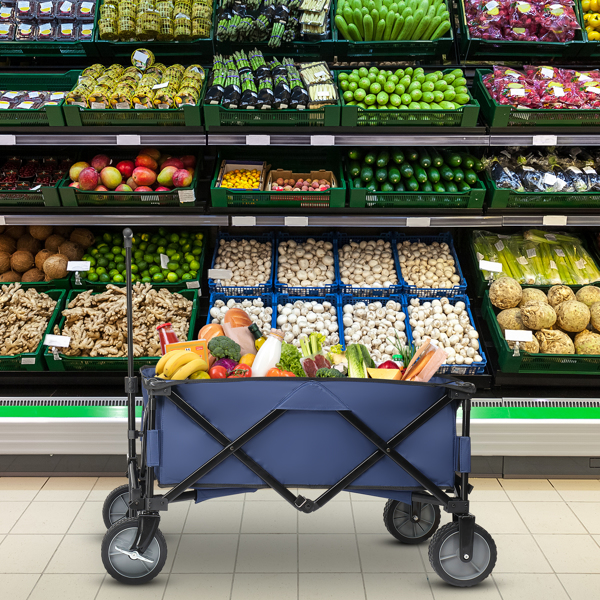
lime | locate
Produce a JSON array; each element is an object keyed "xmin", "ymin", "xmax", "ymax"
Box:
[
  {"xmin": 142, "ymin": 276, "xmax": 152, "ymax": 283},
  {"xmin": 96, "ymin": 267, "xmax": 107, "ymax": 276},
  {"xmin": 90, "ymin": 249, "xmax": 99, "ymax": 256},
  {"xmin": 166, "ymin": 248, "xmax": 176, "ymax": 257},
  {"xmin": 138, "ymin": 242, "xmax": 148, "ymax": 251},
  {"xmin": 376, "ymin": 91, "xmax": 389, "ymax": 105},
  {"xmin": 133, "ymin": 250, "xmax": 143, "ymax": 261},
  {"xmin": 170, "ymin": 252, "xmax": 181, "ymax": 262},
  {"xmin": 88, "ymin": 272, "xmax": 99, "ymax": 282},
  {"xmin": 167, "ymin": 261, "xmax": 179, "ymax": 271},
  {"xmin": 193, "ymin": 233, "xmax": 203, "ymax": 241},
  {"xmin": 343, "ymin": 90, "xmax": 354, "ymax": 103},
  {"xmin": 162, "ymin": 269, "xmax": 170, "ymax": 278},
  {"xmin": 97, "ymin": 256, "xmax": 109, "ymax": 267},
  {"xmin": 364, "ymin": 94, "xmax": 376, "ymax": 106},
  {"xmin": 98, "ymin": 245, "xmax": 110, "ymax": 254},
  {"xmin": 149, "ymin": 265, "xmax": 160, "ymax": 275},
  {"xmin": 110, "ymin": 245, "xmax": 120, "ymax": 254},
  {"xmin": 113, "ymin": 274, "xmax": 125, "ymax": 283},
  {"xmin": 142, "ymin": 254, "xmax": 154, "ymax": 264},
  {"xmin": 137, "ymin": 260, "xmax": 148, "ymax": 272},
  {"xmin": 192, "ymin": 247, "xmax": 203, "ymax": 256},
  {"xmin": 164, "ymin": 272, "xmax": 176, "ymax": 283},
  {"xmin": 131, "ymin": 264, "xmax": 139, "ymax": 274},
  {"xmin": 156, "ymin": 246, "xmax": 166, "ymax": 255},
  {"xmin": 189, "ymin": 259, "xmax": 200, "ymax": 271},
  {"xmin": 369, "ymin": 82, "xmax": 381, "ymax": 95},
  {"xmin": 354, "ymin": 88, "xmax": 366, "ymax": 102},
  {"xmin": 157, "ymin": 237, "xmax": 168, "ymax": 247},
  {"xmin": 109, "ymin": 268, "xmax": 120, "ymax": 277},
  {"xmin": 114, "ymin": 255, "xmax": 125, "ymax": 264},
  {"xmin": 166, "ymin": 242, "xmax": 178, "ymax": 251},
  {"xmin": 158, "ymin": 227, "xmax": 168, "ymax": 237},
  {"xmin": 180, "ymin": 242, "xmax": 192, "ymax": 254},
  {"xmin": 182, "ymin": 263, "xmax": 190, "ymax": 273},
  {"xmin": 182, "ymin": 273, "xmax": 193, "ymax": 281},
  {"xmin": 107, "ymin": 261, "xmax": 116, "ymax": 270},
  {"xmin": 141, "ymin": 269, "xmax": 150, "ymax": 278},
  {"xmin": 99, "ymin": 273, "xmax": 110, "ymax": 282},
  {"xmin": 175, "ymin": 268, "xmax": 185, "ymax": 278},
  {"xmin": 147, "ymin": 244, "xmax": 157, "ymax": 254},
  {"xmin": 105, "ymin": 252, "xmax": 115, "ymax": 261},
  {"xmin": 189, "ymin": 270, "xmax": 197, "ymax": 278},
  {"xmin": 410, "ymin": 89, "xmax": 422, "ymax": 102},
  {"xmin": 359, "ymin": 77, "xmax": 371, "ymax": 90},
  {"xmin": 102, "ymin": 233, "xmax": 112, "ymax": 243}
]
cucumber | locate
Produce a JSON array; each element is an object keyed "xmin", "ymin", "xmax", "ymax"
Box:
[
  {"xmin": 348, "ymin": 23, "xmax": 363, "ymax": 40},
  {"xmin": 364, "ymin": 151, "xmax": 377, "ymax": 165},
  {"xmin": 375, "ymin": 167, "xmax": 388, "ymax": 182},
  {"xmin": 381, "ymin": 181, "xmax": 395, "ymax": 192},
  {"xmin": 361, "ymin": 166, "xmax": 374, "ymax": 182},
  {"xmin": 347, "ymin": 148, "xmax": 361, "ymax": 160},
  {"xmin": 444, "ymin": 180, "xmax": 458, "ymax": 193},
  {"xmin": 421, "ymin": 180, "xmax": 433, "ymax": 192},
  {"xmin": 458, "ymin": 152, "xmax": 474, "ymax": 170},
  {"xmin": 349, "ymin": 160, "xmax": 361, "ymax": 177},
  {"xmin": 442, "ymin": 150, "xmax": 462, "ymax": 167},
  {"xmin": 375, "ymin": 17, "xmax": 386, "ymax": 40},
  {"xmin": 405, "ymin": 147, "xmax": 419, "ymax": 162},
  {"xmin": 458, "ymin": 181, "xmax": 471, "ymax": 192},
  {"xmin": 376, "ymin": 150, "xmax": 390, "ymax": 167},
  {"xmin": 464, "ymin": 168, "xmax": 477, "ymax": 186},
  {"xmin": 406, "ymin": 175, "xmax": 419, "ymax": 191},
  {"xmin": 388, "ymin": 167, "xmax": 401, "ymax": 184},
  {"xmin": 452, "ymin": 167, "xmax": 464, "ymax": 182},
  {"xmin": 354, "ymin": 8, "xmax": 364, "ymax": 36},
  {"xmin": 429, "ymin": 147, "xmax": 444, "ymax": 167},
  {"xmin": 400, "ymin": 162, "xmax": 414, "ymax": 179},
  {"xmin": 433, "ymin": 182, "xmax": 445, "ymax": 192},
  {"xmin": 366, "ymin": 181, "xmax": 378, "ymax": 193},
  {"xmin": 353, "ymin": 177, "xmax": 363, "ymax": 188},
  {"xmin": 391, "ymin": 13, "xmax": 404, "ymax": 39},
  {"xmin": 383, "ymin": 10, "xmax": 395, "ymax": 39},
  {"xmin": 335, "ymin": 15, "xmax": 351, "ymax": 39},
  {"xmin": 414, "ymin": 164, "xmax": 428, "ymax": 184},
  {"xmin": 419, "ymin": 148, "xmax": 431, "ymax": 168},
  {"xmin": 427, "ymin": 166, "xmax": 440, "ymax": 183},
  {"xmin": 392, "ymin": 149, "xmax": 405, "ymax": 164},
  {"xmin": 363, "ymin": 14, "xmax": 374, "ymax": 40},
  {"xmin": 440, "ymin": 164, "xmax": 454, "ymax": 181},
  {"xmin": 394, "ymin": 180, "xmax": 406, "ymax": 192}
]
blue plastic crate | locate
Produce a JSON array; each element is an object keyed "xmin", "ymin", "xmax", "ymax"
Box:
[
  {"xmin": 337, "ymin": 233, "xmax": 402, "ymax": 297},
  {"xmin": 275, "ymin": 233, "xmax": 339, "ymax": 297},
  {"xmin": 403, "ymin": 295, "xmax": 487, "ymax": 376},
  {"xmin": 206, "ymin": 292, "xmax": 276, "ymax": 329},
  {"xmin": 339, "ymin": 295, "xmax": 410, "ymax": 359},
  {"xmin": 208, "ymin": 233, "xmax": 275, "ymax": 296},
  {"xmin": 395, "ymin": 233, "xmax": 467, "ymax": 298},
  {"xmin": 276, "ymin": 293, "xmax": 343, "ymax": 349}
]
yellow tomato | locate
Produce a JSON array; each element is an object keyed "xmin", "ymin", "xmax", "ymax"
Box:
[
  {"xmin": 590, "ymin": 30, "xmax": 600, "ymax": 39},
  {"xmin": 592, "ymin": 0, "xmax": 599, "ymax": 12},
  {"xmin": 583, "ymin": 0, "xmax": 591, "ymax": 10}
]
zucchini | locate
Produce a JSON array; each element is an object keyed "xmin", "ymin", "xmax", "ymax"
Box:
[
  {"xmin": 405, "ymin": 175, "xmax": 419, "ymax": 191},
  {"xmin": 414, "ymin": 164, "xmax": 428, "ymax": 184},
  {"xmin": 426, "ymin": 166, "xmax": 440, "ymax": 183},
  {"xmin": 394, "ymin": 180, "xmax": 406, "ymax": 191},
  {"xmin": 433, "ymin": 182, "xmax": 445, "ymax": 193},
  {"xmin": 376, "ymin": 150, "xmax": 390, "ymax": 167},
  {"xmin": 361, "ymin": 166, "xmax": 374, "ymax": 182},
  {"xmin": 398, "ymin": 14, "xmax": 413, "ymax": 39},
  {"xmin": 375, "ymin": 167, "xmax": 388, "ymax": 183},
  {"xmin": 405, "ymin": 147, "xmax": 419, "ymax": 162},
  {"xmin": 364, "ymin": 151, "xmax": 377, "ymax": 165},
  {"xmin": 349, "ymin": 160, "xmax": 361, "ymax": 178},
  {"xmin": 335, "ymin": 15, "xmax": 351, "ymax": 39},
  {"xmin": 343, "ymin": 6, "xmax": 355, "ymax": 25},
  {"xmin": 466, "ymin": 154, "xmax": 484, "ymax": 172},
  {"xmin": 375, "ymin": 17, "xmax": 386, "ymax": 40},
  {"xmin": 383, "ymin": 9, "xmax": 395, "ymax": 40},
  {"xmin": 388, "ymin": 167, "xmax": 401, "ymax": 184},
  {"xmin": 353, "ymin": 177, "xmax": 363, "ymax": 188},
  {"xmin": 400, "ymin": 162, "xmax": 414, "ymax": 179},
  {"xmin": 363, "ymin": 14, "xmax": 374, "ymax": 40},
  {"xmin": 392, "ymin": 149, "xmax": 405, "ymax": 164},
  {"xmin": 429, "ymin": 147, "xmax": 444, "ymax": 167},
  {"xmin": 442, "ymin": 150, "xmax": 462, "ymax": 167},
  {"xmin": 464, "ymin": 168, "xmax": 477, "ymax": 186},
  {"xmin": 452, "ymin": 167, "xmax": 464, "ymax": 182},
  {"xmin": 381, "ymin": 181, "xmax": 395, "ymax": 192},
  {"xmin": 348, "ymin": 148, "xmax": 362, "ymax": 161},
  {"xmin": 458, "ymin": 152, "xmax": 475, "ymax": 170},
  {"xmin": 421, "ymin": 180, "xmax": 433, "ymax": 192},
  {"xmin": 440, "ymin": 164, "xmax": 454, "ymax": 181},
  {"xmin": 444, "ymin": 180, "xmax": 458, "ymax": 193},
  {"xmin": 366, "ymin": 181, "xmax": 378, "ymax": 193},
  {"xmin": 458, "ymin": 181, "xmax": 471, "ymax": 192},
  {"xmin": 419, "ymin": 147, "xmax": 431, "ymax": 168},
  {"xmin": 354, "ymin": 8, "xmax": 364, "ymax": 36},
  {"xmin": 391, "ymin": 13, "xmax": 404, "ymax": 39},
  {"xmin": 348, "ymin": 22, "xmax": 363, "ymax": 40}
]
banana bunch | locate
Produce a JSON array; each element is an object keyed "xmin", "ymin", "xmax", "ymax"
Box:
[{"xmin": 155, "ymin": 350, "xmax": 209, "ymax": 380}]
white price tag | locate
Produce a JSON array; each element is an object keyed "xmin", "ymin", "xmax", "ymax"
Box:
[
  {"xmin": 310, "ymin": 135, "xmax": 335, "ymax": 146},
  {"xmin": 44, "ymin": 334, "xmax": 70, "ymax": 348},
  {"xmin": 576, "ymin": 259, "xmax": 586, "ymax": 269},
  {"xmin": 533, "ymin": 135, "xmax": 557, "ymax": 145},
  {"xmin": 246, "ymin": 134, "xmax": 270, "ymax": 145},
  {"xmin": 30, "ymin": 185, "xmax": 42, "ymax": 191},
  {"xmin": 21, "ymin": 357, "xmax": 36, "ymax": 365},
  {"xmin": 587, "ymin": 87, "xmax": 600, "ymax": 95},
  {"xmin": 67, "ymin": 261, "xmax": 90, "ymax": 272},
  {"xmin": 510, "ymin": 88, "xmax": 526, "ymax": 96},
  {"xmin": 479, "ymin": 260, "xmax": 503, "ymax": 273},
  {"xmin": 541, "ymin": 67, "xmax": 554, "ymax": 79},
  {"xmin": 133, "ymin": 50, "xmax": 149, "ymax": 64},
  {"xmin": 505, "ymin": 329, "xmax": 533, "ymax": 342},
  {"xmin": 186, "ymin": 280, "xmax": 200, "ymax": 289},
  {"xmin": 406, "ymin": 217, "xmax": 431, "ymax": 227},
  {"xmin": 160, "ymin": 254, "xmax": 169, "ymax": 269},
  {"xmin": 543, "ymin": 215, "xmax": 567, "ymax": 226},
  {"xmin": 117, "ymin": 134, "xmax": 141, "ymax": 145},
  {"xmin": 526, "ymin": 247, "xmax": 536, "ymax": 258},
  {"xmin": 517, "ymin": 256, "xmax": 528, "ymax": 265},
  {"xmin": 554, "ymin": 247, "xmax": 565, "ymax": 257},
  {"xmin": 544, "ymin": 173, "xmax": 557, "ymax": 185},
  {"xmin": 550, "ymin": 260, "xmax": 557, "ymax": 270},
  {"xmin": 284, "ymin": 216, "xmax": 309, "ymax": 226},
  {"xmin": 178, "ymin": 189, "xmax": 195, "ymax": 203},
  {"xmin": 494, "ymin": 240, "xmax": 505, "ymax": 251},
  {"xmin": 152, "ymin": 82, "xmax": 169, "ymax": 90},
  {"xmin": 231, "ymin": 216, "xmax": 256, "ymax": 226},
  {"xmin": 0, "ymin": 217, "xmax": 5, "ymax": 225},
  {"xmin": 208, "ymin": 268, "xmax": 233, "ymax": 279},
  {"xmin": 0, "ymin": 135, "xmax": 16, "ymax": 145}
]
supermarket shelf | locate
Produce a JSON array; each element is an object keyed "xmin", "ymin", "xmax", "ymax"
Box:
[
  {"xmin": 0, "ymin": 213, "xmax": 228, "ymax": 226},
  {"xmin": 228, "ymin": 215, "xmax": 503, "ymax": 227},
  {"xmin": 500, "ymin": 214, "xmax": 600, "ymax": 227},
  {"xmin": 489, "ymin": 130, "xmax": 600, "ymax": 147}
]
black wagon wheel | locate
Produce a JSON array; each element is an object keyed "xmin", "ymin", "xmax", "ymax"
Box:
[
  {"xmin": 428, "ymin": 522, "xmax": 497, "ymax": 587},
  {"xmin": 102, "ymin": 517, "xmax": 167, "ymax": 585},
  {"xmin": 383, "ymin": 499, "xmax": 441, "ymax": 544},
  {"xmin": 102, "ymin": 485, "xmax": 133, "ymax": 529}
]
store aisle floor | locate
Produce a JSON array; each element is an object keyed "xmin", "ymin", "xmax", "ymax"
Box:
[{"xmin": 1, "ymin": 476, "xmax": 600, "ymax": 600}]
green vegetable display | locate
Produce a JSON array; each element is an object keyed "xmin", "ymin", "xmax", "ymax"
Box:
[
  {"xmin": 316, "ymin": 367, "xmax": 345, "ymax": 378},
  {"xmin": 277, "ymin": 342, "xmax": 305, "ymax": 378},
  {"xmin": 346, "ymin": 343, "xmax": 374, "ymax": 378},
  {"xmin": 208, "ymin": 336, "xmax": 242, "ymax": 362},
  {"xmin": 300, "ymin": 332, "xmax": 326, "ymax": 358},
  {"xmin": 349, "ymin": 147, "xmax": 483, "ymax": 193},
  {"xmin": 335, "ymin": 0, "xmax": 452, "ymax": 41},
  {"xmin": 339, "ymin": 66, "xmax": 471, "ymax": 112}
]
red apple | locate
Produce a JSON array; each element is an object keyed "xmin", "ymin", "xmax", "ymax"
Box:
[
  {"xmin": 69, "ymin": 161, "xmax": 89, "ymax": 182},
  {"xmin": 160, "ymin": 157, "xmax": 184, "ymax": 170},
  {"xmin": 172, "ymin": 168, "xmax": 193, "ymax": 188},
  {"xmin": 135, "ymin": 186, "xmax": 154, "ymax": 192},
  {"xmin": 139, "ymin": 147, "xmax": 161, "ymax": 161},
  {"xmin": 100, "ymin": 166, "xmax": 122, "ymax": 190},
  {"xmin": 91, "ymin": 154, "xmax": 111, "ymax": 172},
  {"xmin": 179, "ymin": 155, "xmax": 197, "ymax": 169},
  {"xmin": 115, "ymin": 160, "xmax": 135, "ymax": 178},
  {"xmin": 132, "ymin": 166, "xmax": 157, "ymax": 187},
  {"xmin": 78, "ymin": 167, "xmax": 100, "ymax": 191}
]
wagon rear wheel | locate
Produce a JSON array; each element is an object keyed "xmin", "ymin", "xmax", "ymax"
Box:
[
  {"xmin": 102, "ymin": 484, "xmax": 132, "ymax": 529},
  {"xmin": 383, "ymin": 499, "xmax": 440, "ymax": 544}
]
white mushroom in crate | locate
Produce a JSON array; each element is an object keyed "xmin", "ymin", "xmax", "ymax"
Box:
[
  {"xmin": 212, "ymin": 238, "xmax": 272, "ymax": 287},
  {"xmin": 338, "ymin": 239, "xmax": 398, "ymax": 289},
  {"xmin": 210, "ymin": 298, "xmax": 273, "ymax": 336},
  {"xmin": 407, "ymin": 297, "xmax": 483, "ymax": 366},
  {"xmin": 277, "ymin": 238, "xmax": 335, "ymax": 288},
  {"xmin": 342, "ymin": 299, "xmax": 406, "ymax": 363},
  {"xmin": 397, "ymin": 240, "xmax": 461, "ymax": 290},
  {"xmin": 276, "ymin": 299, "xmax": 339, "ymax": 346}
]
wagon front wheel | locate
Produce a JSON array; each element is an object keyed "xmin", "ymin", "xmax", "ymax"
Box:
[
  {"xmin": 101, "ymin": 517, "xmax": 166, "ymax": 585},
  {"xmin": 383, "ymin": 499, "xmax": 440, "ymax": 544},
  {"xmin": 428, "ymin": 522, "xmax": 497, "ymax": 587},
  {"xmin": 102, "ymin": 484, "xmax": 133, "ymax": 528}
]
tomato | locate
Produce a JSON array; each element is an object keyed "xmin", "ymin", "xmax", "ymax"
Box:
[
  {"xmin": 266, "ymin": 368, "xmax": 282, "ymax": 377},
  {"xmin": 208, "ymin": 365, "xmax": 227, "ymax": 379},
  {"xmin": 280, "ymin": 371, "xmax": 297, "ymax": 377},
  {"xmin": 228, "ymin": 364, "xmax": 252, "ymax": 378}
]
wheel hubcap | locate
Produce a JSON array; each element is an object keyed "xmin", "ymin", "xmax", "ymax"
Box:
[
  {"xmin": 439, "ymin": 531, "xmax": 491, "ymax": 581},
  {"xmin": 108, "ymin": 527, "xmax": 160, "ymax": 578},
  {"xmin": 109, "ymin": 493, "xmax": 130, "ymax": 525},
  {"xmin": 392, "ymin": 502, "xmax": 435, "ymax": 538}
]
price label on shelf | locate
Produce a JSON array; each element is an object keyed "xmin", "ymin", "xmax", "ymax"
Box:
[
  {"xmin": 532, "ymin": 135, "xmax": 557, "ymax": 146},
  {"xmin": 284, "ymin": 216, "xmax": 308, "ymax": 227},
  {"xmin": 310, "ymin": 135, "xmax": 335, "ymax": 146},
  {"xmin": 117, "ymin": 134, "xmax": 141, "ymax": 145},
  {"xmin": 0, "ymin": 217, "xmax": 5, "ymax": 225},
  {"xmin": 67, "ymin": 261, "xmax": 90, "ymax": 272},
  {"xmin": 505, "ymin": 329, "xmax": 533, "ymax": 342},
  {"xmin": 21, "ymin": 357, "xmax": 36, "ymax": 365},
  {"xmin": 406, "ymin": 217, "xmax": 431, "ymax": 227},
  {"xmin": 231, "ymin": 216, "xmax": 256, "ymax": 226},
  {"xmin": 178, "ymin": 189, "xmax": 195, "ymax": 203},
  {"xmin": 208, "ymin": 269, "xmax": 233, "ymax": 280},
  {"xmin": 0, "ymin": 135, "xmax": 16, "ymax": 145},
  {"xmin": 44, "ymin": 334, "xmax": 71, "ymax": 348},
  {"xmin": 246, "ymin": 135, "xmax": 270, "ymax": 145},
  {"xmin": 479, "ymin": 260, "xmax": 503, "ymax": 272},
  {"xmin": 543, "ymin": 215, "xmax": 567, "ymax": 226},
  {"xmin": 160, "ymin": 253, "xmax": 169, "ymax": 269},
  {"xmin": 185, "ymin": 281, "xmax": 200, "ymax": 290}
]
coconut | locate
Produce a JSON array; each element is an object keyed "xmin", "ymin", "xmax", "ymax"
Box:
[
  {"xmin": 0, "ymin": 234, "xmax": 16, "ymax": 254},
  {"xmin": 10, "ymin": 250, "xmax": 34, "ymax": 273},
  {"xmin": 0, "ymin": 270, "xmax": 21, "ymax": 283},
  {"xmin": 53, "ymin": 226, "xmax": 73, "ymax": 239},
  {"xmin": 58, "ymin": 241, "xmax": 83, "ymax": 262},
  {"xmin": 16, "ymin": 233, "xmax": 42, "ymax": 255},
  {"xmin": 547, "ymin": 285, "xmax": 575, "ymax": 308},
  {"xmin": 497, "ymin": 308, "xmax": 524, "ymax": 333},
  {"xmin": 489, "ymin": 277, "xmax": 522, "ymax": 309},
  {"xmin": 28, "ymin": 225, "xmax": 53, "ymax": 241},
  {"xmin": 591, "ymin": 302, "xmax": 600, "ymax": 332},
  {"xmin": 35, "ymin": 249, "xmax": 54, "ymax": 271},
  {"xmin": 519, "ymin": 288, "xmax": 548, "ymax": 307},
  {"xmin": 535, "ymin": 329, "xmax": 575, "ymax": 354},
  {"xmin": 574, "ymin": 330, "xmax": 600, "ymax": 355},
  {"xmin": 575, "ymin": 286, "xmax": 600, "ymax": 308},
  {"xmin": 4, "ymin": 225, "xmax": 25, "ymax": 240},
  {"xmin": 0, "ymin": 251, "xmax": 11, "ymax": 274},
  {"xmin": 43, "ymin": 253, "xmax": 68, "ymax": 280},
  {"xmin": 508, "ymin": 338, "xmax": 540, "ymax": 354},
  {"xmin": 69, "ymin": 228, "xmax": 95, "ymax": 249},
  {"xmin": 45, "ymin": 234, "xmax": 65, "ymax": 253},
  {"xmin": 556, "ymin": 300, "xmax": 590, "ymax": 333},
  {"xmin": 521, "ymin": 301, "xmax": 557, "ymax": 330},
  {"xmin": 20, "ymin": 267, "xmax": 45, "ymax": 283}
]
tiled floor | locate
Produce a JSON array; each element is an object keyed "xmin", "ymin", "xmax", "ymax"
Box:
[{"xmin": 1, "ymin": 476, "xmax": 600, "ymax": 599}]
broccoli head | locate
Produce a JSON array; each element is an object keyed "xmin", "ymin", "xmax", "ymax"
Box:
[
  {"xmin": 315, "ymin": 367, "xmax": 345, "ymax": 378},
  {"xmin": 208, "ymin": 336, "xmax": 241, "ymax": 362}
]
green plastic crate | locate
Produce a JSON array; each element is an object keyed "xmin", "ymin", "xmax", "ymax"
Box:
[
  {"xmin": 44, "ymin": 287, "xmax": 199, "ymax": 372},
  {"xmin": 339, "ymin": 70, "xmax": 480, "ymax": 127},
  {"xmin": 332, "ymin": 0, "xmax": 454, "ymax": 61},
  {"xmin": 18, "ymin": 277, "xmax": 72, "ymax": 291},
  {"xmin": 482, "ymin": 291, "xmax": 600, "ymax": 374},
  {"xmin": 457, "ymin": 0, "xmax": 585, "ymax": 61},
  {"xmin": 0, "ymin": 71, "xmax": 80, "ymax": 126},
  {"xmin": 210, "ymin": 151, "xmax": 346, "ymax": 208},
  {"xmin": 0, "ymin": 289, "xmax": 66, "ymax": 372},
  {"xmin": 474, "ymin": 69, "xmax": 600, "ymax": 128},
  {"xmin": 0, "ymin": 184, "xmax": 61, "ymax": 207}
]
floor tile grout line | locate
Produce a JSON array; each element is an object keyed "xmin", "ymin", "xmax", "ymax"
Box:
[
  {"xmin": 229, "ymin": 495, "xmax": 246, "ymax": 600},
  {"xmin": 92, "ymin": 574, "xmax": 107, "ymax": 600},
  {"xmin": 296, "ymin": 496, "xmax": 300, "ymax": 600},
  {"xmin": 348, "ymin": 493, "xmax": 368, "ymax": 600},
  {"xmin": 23, "ymin": 573, "xmax": 43, "ymax": 600}
]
